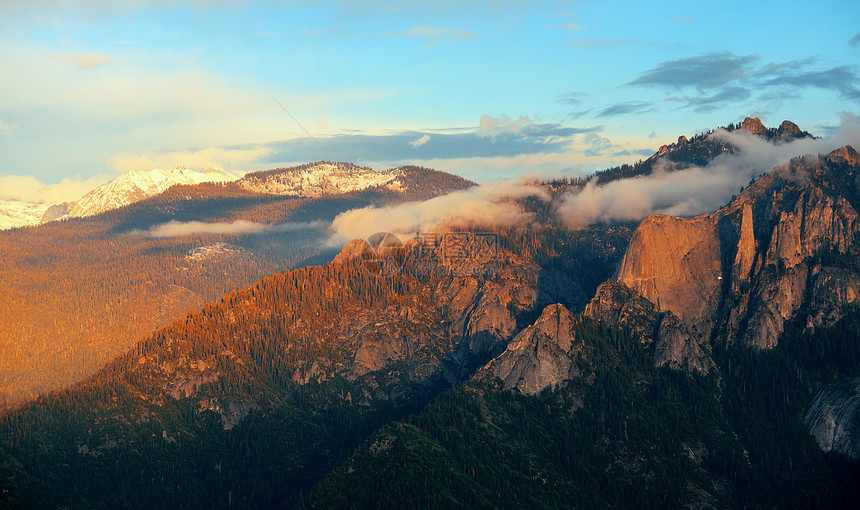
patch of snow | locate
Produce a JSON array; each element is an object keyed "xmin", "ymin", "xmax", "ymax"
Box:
[
  {"xmin": 0, "ymin": 200, "xmax": 49, "ymax": 230},
  {"xmin": 50, "ymin": 166, "xmax": 239, "ymax": 221},
  {"xmin": 240, "ymin": 162, "xmax": 403, "ymax": 197},
  {"xmin": 186, "ymin": 242, "xmax": 244, "ymax": 261}
]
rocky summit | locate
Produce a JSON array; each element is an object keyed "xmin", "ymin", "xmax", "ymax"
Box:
[
  {"xmin": 590, "ymin": 145, "xmax": 860, "ymax": 356},
  {"xmin": 483, "ymin": 303, "xmax": 584, "ymax": 395}
]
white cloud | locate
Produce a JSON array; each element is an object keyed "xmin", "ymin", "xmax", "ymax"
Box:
[
  {"xmin": 327, "ymin": 176, "xmax": 549, "ymax": 246},
  {"xmin": 0, "ymin": 173, "xmax": 112, "ymax": 204},
  {"xmin": 137, "ymin": 219, "xmax": 326, "ymax": 238},
  {"xmin": 51, "ymin": 52, "xmax": 111, "ymax": 69},
  {"xmin": 409, "ymin": 134, "xmax": 430, "ymax": 148},
  {"xmin": 108, "ymin": 146, "xmax": 273, "ymax": 175},
  {"xmin": 478, "ymin": 114, "xmax": 535, "ymax": 138},
  {"xmin": 0, "ymin": 119, "xmax": 15, "ymax": 135},
  {"xmin": 556, "ymin": 117, "xmax": 860, "ymax": 228}
]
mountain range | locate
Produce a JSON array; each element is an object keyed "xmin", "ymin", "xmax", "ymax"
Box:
[
  {"xmin": 0, "ymin": 161, "xmax": 433, "ymax": 230},
  {"xmin": 0, "ymin": 163, "xmax": 473, "ymax": 407},
  {"xmin": 0, "ymin": 166, "xmax": 239, "ymax": 230},
  {"xmin": 2, "ymin": 117, "xmax": 860, "ymax": 508}
]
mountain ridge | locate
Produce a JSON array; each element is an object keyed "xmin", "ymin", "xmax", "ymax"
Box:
[
  {"xmin": 0, "ymin": 163, "xmax": 476, "ymax": 407},
  {"xmin": 4, "ymin": 117, "xmax": 860, "ymax": 508},
  {"xmin": 45, "ymin": 166, "xmax": 239, "ymax": 222},
  {"xmin": 587, "ymin": 144, "xmax": 860, "ymax": 357}
]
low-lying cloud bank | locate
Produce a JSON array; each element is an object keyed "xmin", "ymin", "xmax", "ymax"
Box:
[
  {"xmin": 0, "ymin": 173, "xmax": 113, "ymax": 204},
  {"xmin": 134, "ymin": 219, "xmax": 326, "ymax": 238},
  {"xmin": 327, "ymin": 177, "xmax": 550, "ymax": 246},
  {"xmin": 557, "ymin": 113, "xmax": 860, "ymax": 228},
  {"xmin": 328, "ymin": 113, "xmax": 860, "ymax": 242}
]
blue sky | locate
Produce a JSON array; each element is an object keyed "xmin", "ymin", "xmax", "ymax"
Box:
[{"xmin": 1, "ymin": 0, "xmax": 859, "ymax": 202}]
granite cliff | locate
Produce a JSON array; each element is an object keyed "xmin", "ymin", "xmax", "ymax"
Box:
[
  {"xmin": 587, "ymin": 145, "xmax": 860, "ymax": 366},
  {"xmin": 804, "ymin": 377, "xmax": 860, "ymax": 459},
  {"xmin": 584, "ymin": 143, "xmax": 860, "ymax": 459},
  {"xmin": 482, "ymin": 303, "xmax": 585, "ymax": 395}
]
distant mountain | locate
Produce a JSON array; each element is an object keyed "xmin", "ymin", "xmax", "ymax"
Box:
[
  {"xmin": 1, "ymin": 167, "xmax": 239, "ymax": 230},
  {"xmin": 35, "ymin": 162, "xmax": 465, "ymax": 226},
  {"xmin": 239, "ymin": 162, "xmax": 475, "ymax": 203},
  {"xmin": 43, "ymin": 166, "xmax": 238, "ymax": 223},
  {"xmin": 239, "ymin": 161, "xmax": 403, "ymax": 197},
  {"xmin": 0, "ymin": 163, "xmax": 475, "ymax": 408},
  {"xmin": 589, "ymin": 116, "xmax": 814, "ymax": 185}
]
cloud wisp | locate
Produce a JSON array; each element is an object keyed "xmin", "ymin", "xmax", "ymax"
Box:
[
  {"xmin": 628, "ymin": 52, "xmax": 860, "ymax": 111},
  {"xmin": 596, "ymin": 101, "xmax": 654, "ymax": 118},
  {"xmin": 0, "ymin": 173, "xmax": 113, "ymax": 204},
  {"xmin": 761, "ymin": 65, "xmax": 860, "ymax": 102},
  {"xmin": 409, "ymin": 134, "xmax": 430, "ymax": 148},
  {"xmin": 628, "ymin": 51, "xmax": 758, "ymax": 91},
  {"xmin": 262, "ymin": 118, "xmax": 599, "ymax": 166},
  {"xmin": 135, "ymin": 219, "xmax": 326, "ymax": 238},
  {"xmin": 51, "ymin": 52, "xmax": 112, "ymax": 69},
  {"xmin": 0, "ymin": 119, "xmax": 15, "ymax": 135},
  {"xmin": 327, "ymin": 177, "xmax": 550, "ymax": 246}
]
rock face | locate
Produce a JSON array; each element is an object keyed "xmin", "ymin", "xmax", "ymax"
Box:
[
  {"xmin": 804, "ymin": 378, "xmax": 860, "ymax": 459},
  {"xmin": 305, "ymin": 238, "xmax": 540, "ymax": 391},
  {"xmin": 615, "ymin": 214, "xmax": 721, "ymax": 327},
  {"xmin": 738, "ymin": 116, "xmax": 768, "ymax": 136},
  {"xmin": 776, "ymin": 120, "xmax": 803, "ymax": 141},
  {"xmin": 483, "ymin": 304, "xmax": 583, "ymax": 395},
  {"xmin": 586, "ymin": 280, "xmax": 715, "ymax": 374},
  {"xmin": 587, "ymin": 145, "xmax": 860, "ymax": 370},
  {"xmin": 40, "ymin": 202, "xmax": 74, "ymax": 224},
  {"xmin": 731, "ymin": 117, "xmax": 812, "ymax": 142}
]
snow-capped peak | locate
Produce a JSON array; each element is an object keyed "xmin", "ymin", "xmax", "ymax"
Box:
[
  {"xmin": 55, "ymin": 166, "xmax": 238, "ymax": 221},
  {"xmin": 239, "ymin": 162, "xmax": 403, "ymax": 197}
]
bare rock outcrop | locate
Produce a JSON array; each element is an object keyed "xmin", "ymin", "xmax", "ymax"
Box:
[
  {"xmin": 587, "ymin": 145, "xmax": 860, "ymax": 370},
  {"xmin": 654, "ymin": 313, "xmax": 714, "ymax": 373},
  {"xmin": 340, "ymin": 242, "xmax": 539, "ymax": 385},
  {"xmin": 826, "ymin": 145, "xmax": 860, "ymax": 167},
  {"xmin": 738, "ymin": 116, "xmax": 767, "ymax": 136},
  {"xmin": 806, "ymin": 267, "xmax": 860, "ymax": 330},
  {"xmin": 804, "ymin": 378, "xmax": 860, "ymax": 459},
  {"xmin": 483, "ymin": 304, "xmax": 583, "ymax": 395},
  {"xmin": 776, "ymin": 120, "xmax": 803, "ymax": 141},
  {"xmin": 615, "ymin": 214, "xmax": 721, "ymax": 327},
  {"xmin": 586, "ymin": 280, "xmax": 661, "ymax": 344},
  {"xmin": 587, "ymin": 280, "xmax": 714, "ymax": 374},
  {"xmin": 764, "ymin": 187, "xmax": 859, "ymax": 269}
]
